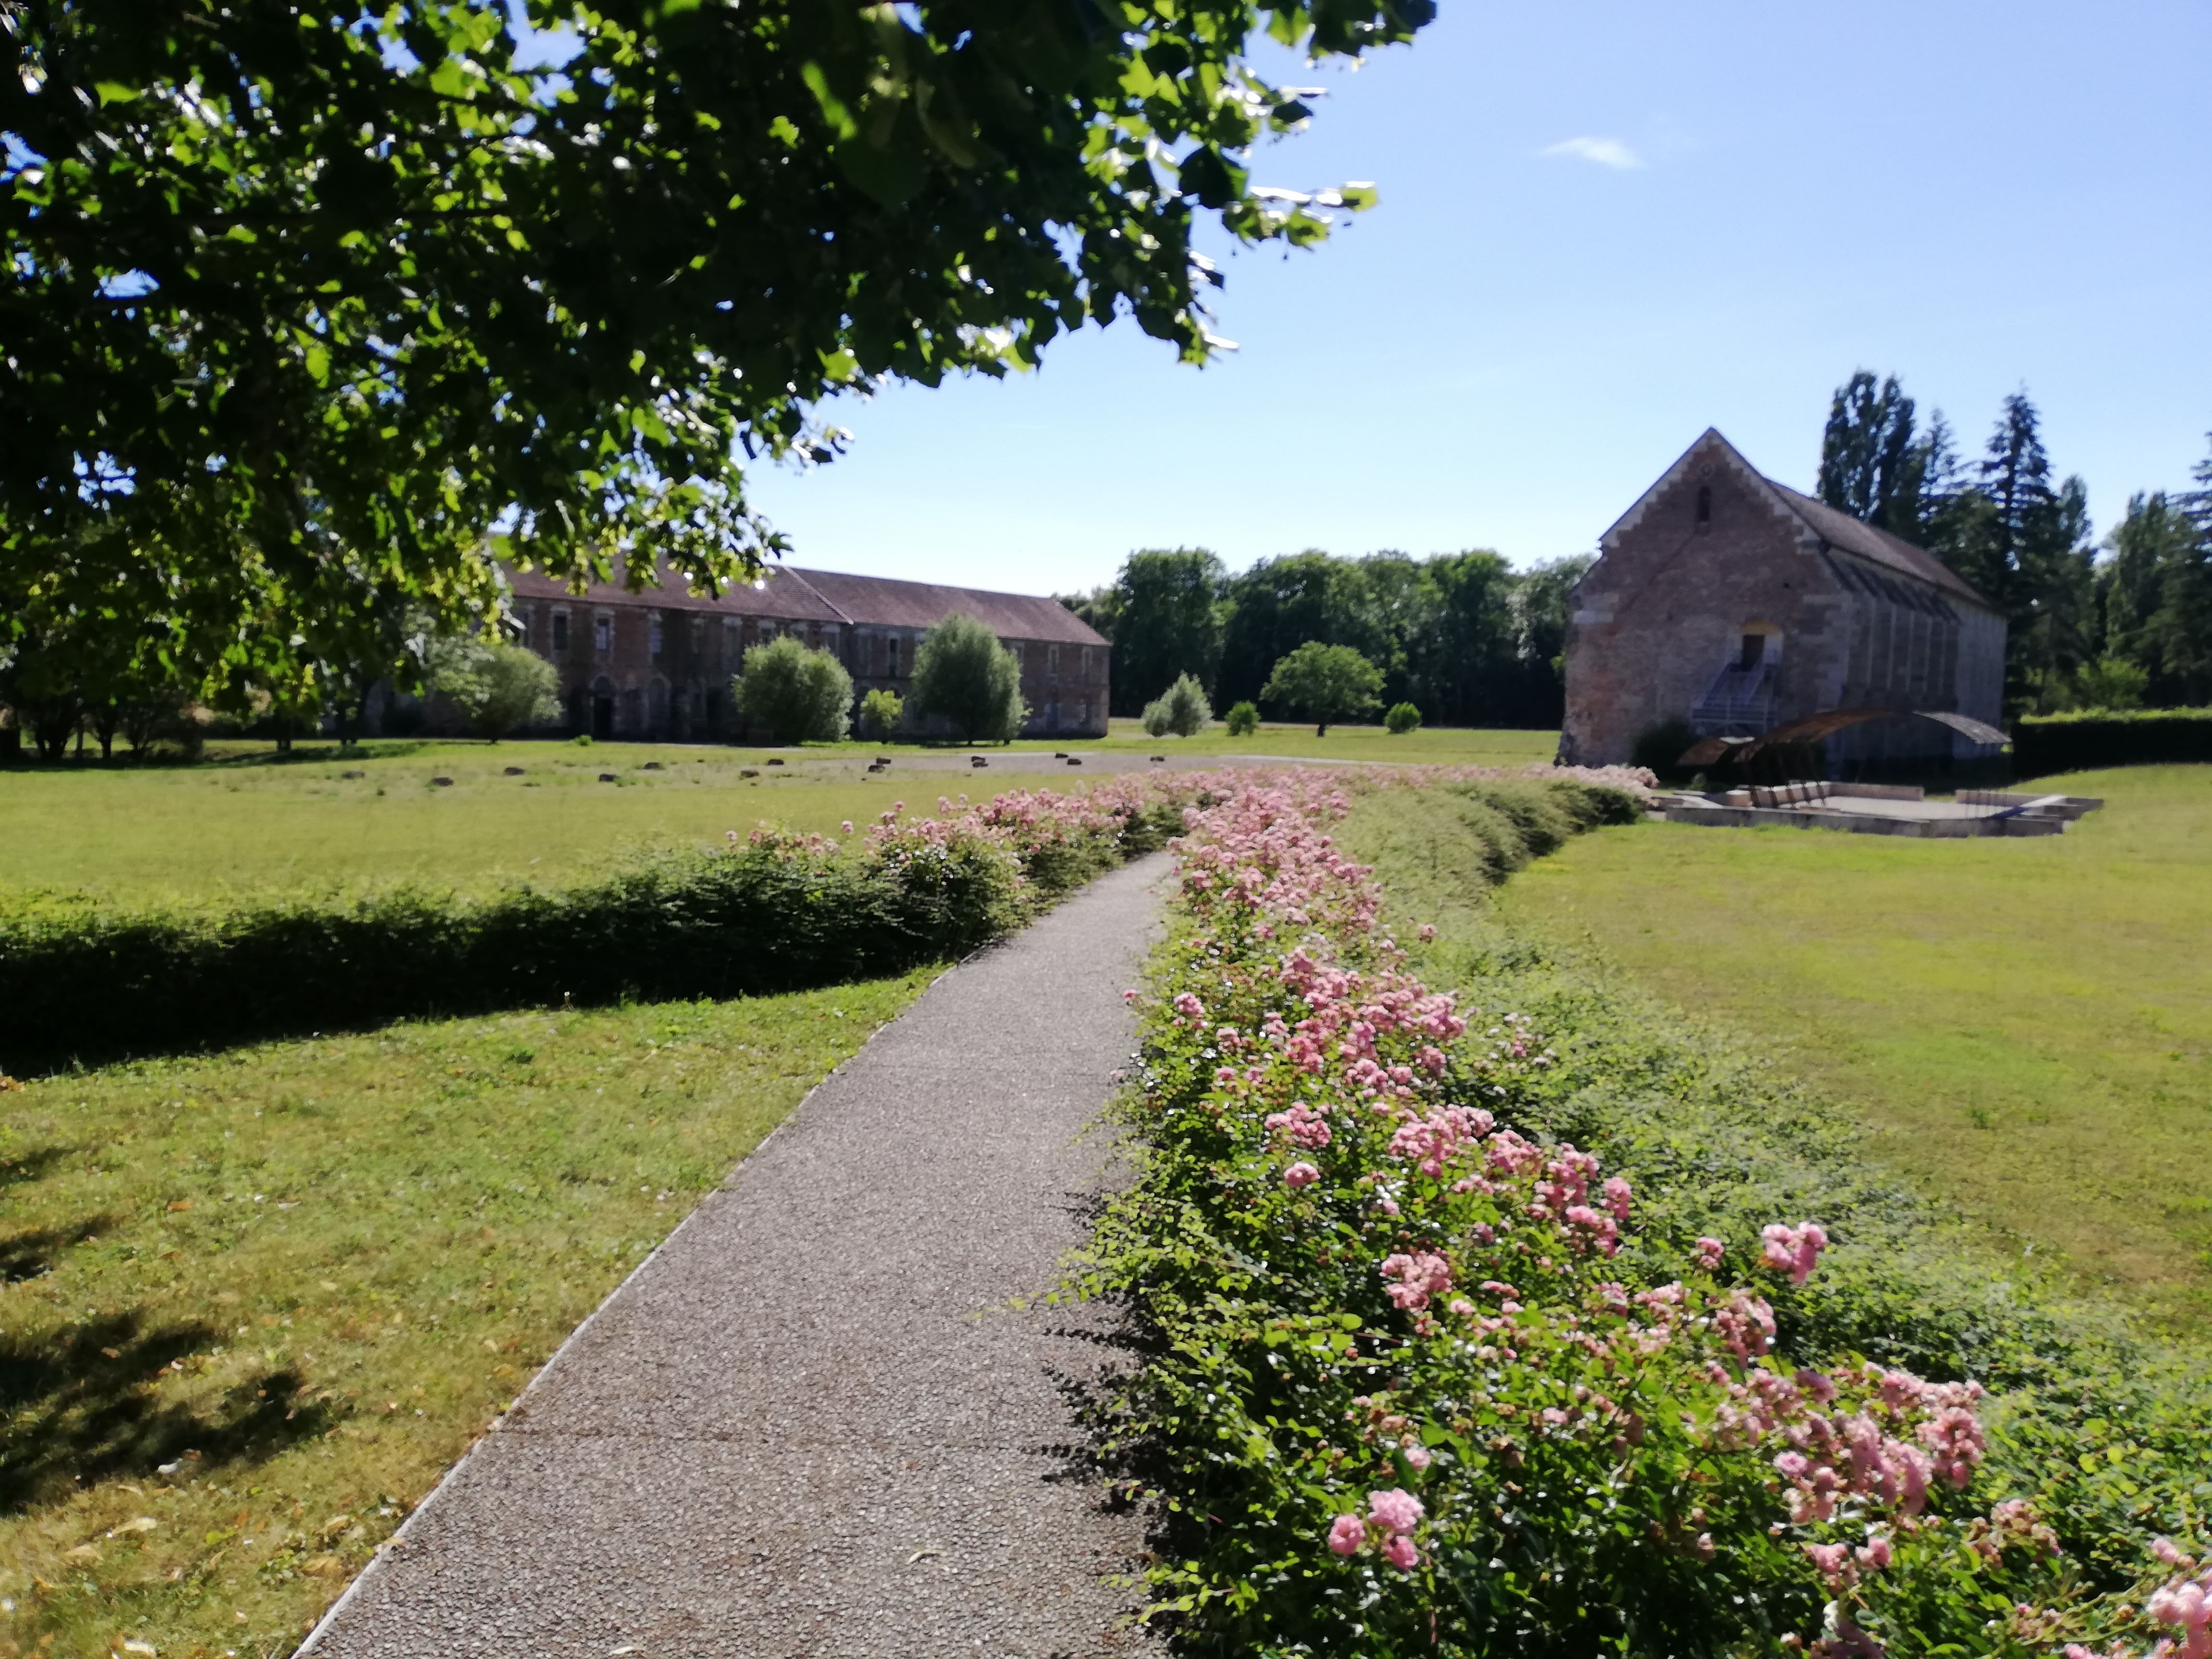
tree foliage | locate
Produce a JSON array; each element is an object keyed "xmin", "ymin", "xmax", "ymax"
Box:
[
  {"xmin": 909, "ymin": 613, "xmax": 1024, "ymax": 744},
  {"xmin": 426, "ymin": 633, "xmax": 561, "ymax": 742},
  {"xmin": 1, "ymin": 0, "xmax": 1434, "ymax": 709},
  {"xmin": 859, "ymin": 687, "xmax": 905, "ymax": 742},
  {"xmin": 1817, "ymin": 371, "xmax": 1937, "ymax": 541},
  {"xmin": 1072, "ymin": 546, "xmax": 1581, "ymax": 727},
  {"xmin": 734, "ymin": 636, "xmax": 854, "ymax": 745},
  {"xmin": 1141, "ymin": 671, "xmax": 1212, "ymax": 737},
  {"xmin": 1261, "ymin": 640, "xmax": 1382, "ymax": 735}
]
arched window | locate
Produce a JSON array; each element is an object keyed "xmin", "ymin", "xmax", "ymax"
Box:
[{"xmin": 1695, "ymin": 484, "xmax": 1713, "ymax": 529}]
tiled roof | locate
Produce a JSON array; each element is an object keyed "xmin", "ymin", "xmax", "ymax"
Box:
[
  {"xmin": 504, "ymin": 559, "xmax": 1107, "ymax": 645},
  {"xmin": 1762, "ymin": 481, "xmax": 1993, "ymax": 610},
  {"xmin": 505, "ymin": 559, "xmax": 846, "ymax": 623},
  {"xmin": 786, "ymin": 568, "xmax": 1108, "ymax": 646}
]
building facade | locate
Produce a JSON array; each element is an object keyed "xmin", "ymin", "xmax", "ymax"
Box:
[
  {"xmin": 1559, "ymin": 429, "xmax": 2007, "ymax": 770},
  {"xmin": 499, "ymin": 562, "xmax": 1111, "ymax": 742}
]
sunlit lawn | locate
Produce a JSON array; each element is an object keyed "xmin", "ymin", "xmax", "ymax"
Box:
[
  {"xmin": 0, "ymin": 970, "xmax": 934, "ymax": 1659},
  {"xmin": 0, "ymin": 724, "xmax": 1557, "ymax": 914},
  {"xmin": 1496, "ymin": 764, "xmax": 2212, "ymax": 1322}
]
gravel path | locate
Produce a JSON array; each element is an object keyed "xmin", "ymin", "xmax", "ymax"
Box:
[{"xmin": 302, "ymin": 854, "xmax": 1172, "ymax": 1659}]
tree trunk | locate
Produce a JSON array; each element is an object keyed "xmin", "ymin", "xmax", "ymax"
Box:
[{"xmin": 1315, "ymin": 721, "xmax": 1328, "ymax": 737}]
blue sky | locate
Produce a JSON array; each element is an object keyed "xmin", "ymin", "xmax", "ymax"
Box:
[{"xmin": 748, "ymin": 0, "xmax": 2212, "ymax": 595}]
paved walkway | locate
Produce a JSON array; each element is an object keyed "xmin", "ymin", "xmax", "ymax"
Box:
[{"xmin": 303, "ymin": 855, "xmax": 1172, "ymax": 1659}]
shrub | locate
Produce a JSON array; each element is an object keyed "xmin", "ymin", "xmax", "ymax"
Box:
[
  {"xmin": 1630, "ymin": 715, "xmax": 1701, "ymax": 780},
  {"xmin": 859, "ymin": 686, "xmax": 904, "ymax": 741},
  {"xmin": 1085, "ymin": 776, "xmax": 2204, "ymax": 1659},
  {"xmin": 1141, "ymin": 672, "xmax": 1212, "ymax": 738},
  {"xmin": 0, "ymin": 774, "xmax": 1206, "ymax": 1073},
  {"xmin": 1261, "ymin": 641, "xmax": 1383, "ymax": 735},
  {"xmin": 2070, "ymin": 656, "xmax": 2151, "ymax": 711},
  {"xmin": 909, "ymin": 613, "xmax": 1025, "ymax": 744},
  {"xmin": 1224, "ymin": 700, "xmax": 1260, "ymax": 737},
  {"xmin": 735, "ymin": 636, "xmax": 854, "ymax": 744},
  {"xmin": 1384, "ymin": 700, "xmax": 1421, "ymax": 734},
  {"xmin": 2014, "ymin": 707, "xmax": 2212, "ymax": 777},
  {"xmin": 427, "ymin": 636, "xmax": 561, "ymax": 741}
]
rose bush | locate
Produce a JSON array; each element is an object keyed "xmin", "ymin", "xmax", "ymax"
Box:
[{"xmin": 1085, "ymin": 775, "xmax": 2198, "ymax": 1659}]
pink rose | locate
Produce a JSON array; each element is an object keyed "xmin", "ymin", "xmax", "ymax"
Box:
[
  {"xmin": 1284, "ymin": 1162, "xmax": 1321, "ymax": 1189},
  {"xmin": 1382, "ymin": 1532, "xmax": 1419, "ymax": 1571},
  {"xmin": 1326, "ymin": 1515, "xmax": 1366, "ymax": 1556},
  {"xmin": 1367, "ymin": 1488, "xmax": 1424, "ymax": 1536}
]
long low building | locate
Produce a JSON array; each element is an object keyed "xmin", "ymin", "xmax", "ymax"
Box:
[{"xmin": 499, "ymin": 561, "xmax": 1110, "ymax": 742}]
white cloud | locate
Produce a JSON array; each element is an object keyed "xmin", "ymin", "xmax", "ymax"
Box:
[{"xmin": 1539, "ymin": 136, "xmax": 1644, "ymax": 170}]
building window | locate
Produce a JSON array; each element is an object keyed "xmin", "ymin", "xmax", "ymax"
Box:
[
  {"xmin": 594, "ymin": 613, "xmax": 613, "ymax": 655},
  {"xmin": 689, "ymin": 615, "xmax": 703, "ymax": 654},
  {"xmin": 1046, "ymin": 699, "xmax": 1060, "ymax": 728},
  {"xmin": 551, "ymin": 611, "xmax": 569, "ymax": 653},
  {"xmin": 1080, "ymin": 646, "xmax": 1092, "ymax": 680},
  {"xmin": 887, "ymin": 636, "xmax": 900, "ymax": 677},
  {"xmin": 1077, "ymin": 699, "xmax": 1090, "ymax": 728},
  {"xmin": 723, "ymin": 616, "xmax": 738, "ymax": 662},
  {"xmin": 1046, "ymin": 644, "xmax": 1060, "ymax": 681},
  {"xmin": 1695, "ymin": 484, "xmax": 1713, "ymax": 529},
  {"xmin": 649, "ymin": 614, "xmax": 664, "ymax": 659}
]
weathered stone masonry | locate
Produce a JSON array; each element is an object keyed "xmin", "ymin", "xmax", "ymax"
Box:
[{"xmin": 1559, "ymin": 429, "xmax": 2007, "ymax": 770}]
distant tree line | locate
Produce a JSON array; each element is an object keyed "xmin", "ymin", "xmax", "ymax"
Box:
[
  {"xmin": 1818, "ymin": 372, "xmax": 2212, "ymax": 716},
  {"xmin": 1060, "ymin": 548, "xmax": 1588, "ymax": 728}
]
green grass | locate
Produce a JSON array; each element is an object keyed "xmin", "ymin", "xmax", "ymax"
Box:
[
  {"xmin": 0, "ymin": 969, "xmax": 935, "ymax": 1659},
  {"xmin": 0, "ymin": 725, "xmax": 1557, "ymax": 914},
  {"xmin": 1491, "ymin": 764, "xmax": 2212, "ymax": 1322}
]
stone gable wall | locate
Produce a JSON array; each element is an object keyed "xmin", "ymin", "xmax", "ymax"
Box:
[{"xmin": 1561, "ymin": 441, "xmax": 2006, "ymax": 770}]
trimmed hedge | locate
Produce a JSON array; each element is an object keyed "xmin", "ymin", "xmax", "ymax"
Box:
[
  {"xmin": 0, "ymin": 838, "xmax": 1024, "ymax": 1075},
  {"xmin": 2014, "ymin": 707, "xmax": 2212, "ymax": 778}
]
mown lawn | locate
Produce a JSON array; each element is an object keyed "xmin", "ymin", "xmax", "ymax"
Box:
[
  {"xmin": 1494, "ymin": 764, "xmax": 2212, "ymax": 1322},
  {"xmin": 0, "ymin": 724, "xmax": 1556, "ymax": 914},
  {"xmin": 0, "ymin": 969, "xmax": 934, "ymax": 1659}
]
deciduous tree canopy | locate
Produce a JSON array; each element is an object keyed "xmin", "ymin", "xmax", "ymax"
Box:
[{"xmin": 1, "ymin": 0, "xmax": 1432, "ymax": 704}]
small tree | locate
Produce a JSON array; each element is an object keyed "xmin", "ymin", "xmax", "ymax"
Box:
[
  {"xmin": 1384, "ymin": 701, "xmax": 1422, "ymax": 734},
  {"xmin": 428, "ymin": 634, "xmax": 561, "ymax": 741},
  {"xmin": 1261, "ymin": 642, "xmax": 1383, "ymax": 736},
  {"xmin": 2071, "ymin": 656, "xmax": 2149, "ymax": 711},
  {"xmin": 735, "ymin": 636, "xmax": 854, "ymax": 744},
  {"xmin": 1141, "ymin": 672, "xmax": 1212, "ymax": 737},
  {"xmin": 1224, "ymin": 700, "xmax": 1260, "ymax": 737},
  {"xmin": 909, "ymin": 613, "xmax": 1026, "ymax": 744},
  {"xmin": 860, "ymin": 687, "xmax": 905, "ymax": 741}
]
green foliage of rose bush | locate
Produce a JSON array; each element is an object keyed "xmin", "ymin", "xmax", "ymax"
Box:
[{"xmin": 1081, "ymin": 776, "xmax": 2208, "ymax": 1659}]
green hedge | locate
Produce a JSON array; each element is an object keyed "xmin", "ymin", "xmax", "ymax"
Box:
[
  {"xmin": 1, "ymin": 837, "xmax": 1038, "ymax": 1076},
  {"xmin": 2014, "ymin": 707, "xmax": 2212, "ymax": 778}
]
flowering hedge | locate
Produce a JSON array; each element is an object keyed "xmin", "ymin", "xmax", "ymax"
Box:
[{"xmin": 1088, "ymin": 774, "xmax": 2201, "ymax": 1659}]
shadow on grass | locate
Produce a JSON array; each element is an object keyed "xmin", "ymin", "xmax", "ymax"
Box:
[{"xmin": 0, "ymin": 1306, "xmax": 339, "ymax": 1514}]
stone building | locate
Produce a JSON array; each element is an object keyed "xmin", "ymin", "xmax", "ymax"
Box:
[
  {"xmin": 499, "ymin": 562, "xmax": 1111, "ymax": 742},
  {"xmin": 1559, "ymin": 429, "xmax": 2007, "ymax": 771}
]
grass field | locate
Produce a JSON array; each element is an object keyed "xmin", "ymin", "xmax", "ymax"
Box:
[
  {"xmin": 0, "ymin": 970, "xmax": 935, "ymax": 1659},
  {"xmin": 0, "ymin": 722, "xmax": 1558, "ymax": 913},
  {"xmin": 1495, "ymin": 764, "xmax": 2212, "ymax": 1323}
]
